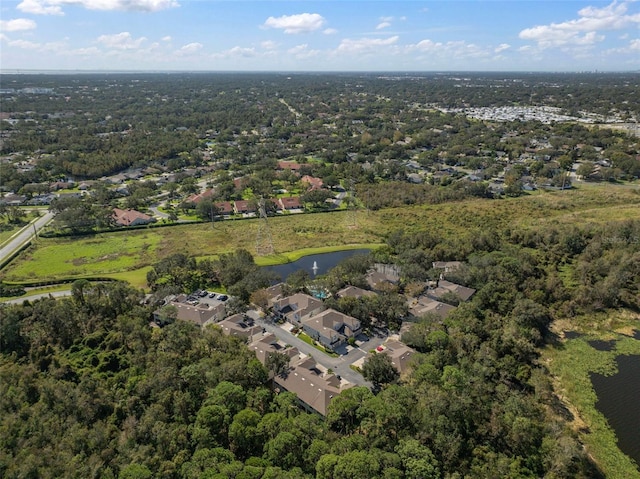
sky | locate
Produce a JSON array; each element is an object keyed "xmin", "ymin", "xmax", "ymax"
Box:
[{"xmin": 1, "ymin": 0, "xmax": 640, "ymax": 72}]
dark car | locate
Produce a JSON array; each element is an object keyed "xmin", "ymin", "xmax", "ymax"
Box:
[{"xmin": 217, "ymin": 294, "xmax": 228, "ymax": 301}]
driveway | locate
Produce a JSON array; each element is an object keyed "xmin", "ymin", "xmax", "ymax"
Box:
[{"xmin": 249, "ymin": 310, "xmax": 373, "ymax": 388}]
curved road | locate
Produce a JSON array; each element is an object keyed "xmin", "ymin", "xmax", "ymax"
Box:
[
  {"xmin": 0, "ymin": 211, "xmax": 55, "ymax": 266},
  {"xmin": 1, "ymin": 290, "xmax": 71, "ymax": 305}
]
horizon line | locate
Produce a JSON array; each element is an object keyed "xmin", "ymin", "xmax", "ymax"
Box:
[{"xmin": 2, "ymin": 69, "xmax": 639, "ymax": 75}]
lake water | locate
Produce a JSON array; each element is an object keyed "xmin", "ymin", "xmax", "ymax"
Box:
[
  {"xmin": 590, "ymin": 354, "xmax": 640, "ymax": 468},
  {"xmin": 264, "ymin": 249, "xmax": 371, "ymax": 281}
]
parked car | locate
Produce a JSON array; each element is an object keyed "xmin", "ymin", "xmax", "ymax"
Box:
[
  {"xmin": 208, "ymin": 292, "xmax": 216, "ymax": 298},
  {"xmin": 217, "ymin": 294, "xmax": 228, "ymax": 301}
]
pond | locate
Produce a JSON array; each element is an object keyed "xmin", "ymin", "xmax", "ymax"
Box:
[
  {"xmin": 264, "ymin": 249, "xmax": 372, "ymax": 282},
  {"xmin": 591, "ymin": 354, "xmax": 640, "ymax": 468},
  {"xmin": 588, "ymin": 339, "xmax": 616, "ymax": 351}
]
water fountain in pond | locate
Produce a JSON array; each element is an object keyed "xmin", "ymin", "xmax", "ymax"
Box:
[{"xmin": 312, "ymin": 261, "xmax": 319, "ymax": 275}]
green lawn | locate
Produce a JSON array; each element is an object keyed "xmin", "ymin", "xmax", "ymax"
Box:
[
  {"xmin": 297, "ymin": 332, "xmax": 340, "ymax": 358},
  {"xmin": 4, "ymin": 232, "xmax": 161, "ymax": 281}
]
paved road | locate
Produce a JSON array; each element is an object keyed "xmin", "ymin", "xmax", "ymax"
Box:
[
  {"xmin": 149, "ymin": 204, "xmax": 170, "ymax": 219},
  {"xmin": 0, "ymin": 211, "xmax": 55, "ymax": 266},
  {"xmin": 248, "ymin": 310, "xmax": 374, "ymax": 388},
  {"xmin": 1, "ymin": 290, "xmax": 72, "ymax": 305}
]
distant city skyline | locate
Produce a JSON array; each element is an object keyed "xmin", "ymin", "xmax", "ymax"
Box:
[{"xmin": 1, "ymin": 1, "xmax": 640, "ymax": 72}]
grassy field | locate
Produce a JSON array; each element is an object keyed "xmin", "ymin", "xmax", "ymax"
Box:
[
  {"xmin": 0, "ymin": 226, "xmax": 19, "ymax": 247},
  {"xmin": 544, "ymin": 311, "xmax": 640, "ymax": 479},
  {"xmin": 2, "ymin": 185, "xmax": 639, "ymax": 289}
]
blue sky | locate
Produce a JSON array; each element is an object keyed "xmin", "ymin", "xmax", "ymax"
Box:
[{"xmin": 1, "ymin": 1, "xmax": 639, "ymax": 71}]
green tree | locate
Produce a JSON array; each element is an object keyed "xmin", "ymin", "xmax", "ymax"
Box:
[
  {"xmin": 395, "ymin": 439, "xmax": 441, "ymax": 479},
  {"xmin": 263, "ymin": 431, "xmax": 300, "ymax": 469},
  {"xmin": 118, "ymin": 464, "xmax": 152, "ymax": 479},
  {"xmin": 228, "ymin": 408, "xmax": 262, "ymax": 459},
  {"xmin": 362, "ymin": 353, "xmax": 399, "ymax": 390},
  {"xmin": 196, "ymin": 197, "xmax": 220, "ymax": 222},
  {"xmin": 265, "ymin": 351, "xmax": 290, "ymax": 378}
]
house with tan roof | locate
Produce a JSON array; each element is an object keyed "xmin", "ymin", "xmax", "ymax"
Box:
[
  {"xmin": 248, "ymin": 333, "xmax": 299, "ymax": 364},
  {"xmin": 277, "ymin": 196, "xmax": 302, "ymax": 211},
  {"xmin": 408, "ymin": 296, "xmax": 456, "ymax": 320},
  {"xmin": 233, "ymin": 200, "xmax": 256, "ymax": 215},
  {"xmin": 154, "ymin": 299, "xmax": 226, "ymax": 327},
  {"xmin": 217, "ymin": 313, "xmax": 263, "ymax": 340},
  {"xmin": 247, "ymin": 332, "xmax": 352, "ymax": 415},
  {"xmin": 273, "ymin": 293, "xmax": 325, "ymax": 323},
  {"xmin": 215, "ymin": 201, "xmax": 234, "ymax": 216},
  {"xmin": 112, "ymin": 208, "xmax": 156, "ymax": 227},
  {"xmin": 432, "ymin": 261, "xmax": 463, "ymax": 274},
  {"xmin": 336, "ymin": 285, "xmax": 377, "ymax": 299},
  {"xmin": 301, "ymin": 175, "xmax": 324, "ymax": 190},
  {"xmin": 376, "ymin": 339, "xmax": 416, "ymax": 375},
  {"xmin": 366, "ymin": 263, "xmax": 401, "ymax": 291},
  {"xmin": 277, "ymin": 160, "xmax": 308, "ymax": 172},
  {"xmin": 264, "ymin": 283, "xmax": 286, "ymax": 306},
  {"xmin": 273, "ymin": 354, "xmax": 352, "ymax": 416},
  {"xmin": 302, "ymin": 309, "xmax": 361, "ymax": 350},
  {"xmin": 427, "ymin": 279, "xmax": 476, "ymax": 302},
  {"xmin": 186, "ymin": 188, "xmax": 215, "ymax": 204}
]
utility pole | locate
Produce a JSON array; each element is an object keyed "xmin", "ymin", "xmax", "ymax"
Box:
[{"xmin": 255, "ymin": 197, "xmax": 274, "ymax": 256}]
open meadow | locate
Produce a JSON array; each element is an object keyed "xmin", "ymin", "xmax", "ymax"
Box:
[{"xmin": 2, "ymin": 185, "xmax": 639, "ymax": 290}]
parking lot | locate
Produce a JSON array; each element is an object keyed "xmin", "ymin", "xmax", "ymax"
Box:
[{"xmin": 184, "ymin": 290, "xmax": 229, "ymax": 307}]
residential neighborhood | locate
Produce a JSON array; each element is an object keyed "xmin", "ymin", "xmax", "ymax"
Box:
[{"xmin": 152, "ymin": 258, "xmax": 474, "ymax": 416}]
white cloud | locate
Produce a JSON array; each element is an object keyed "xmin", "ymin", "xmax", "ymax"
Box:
[
  {"xmin": 323, "ymin": 28, "xmax": 337, "ymax": 35},
  {"xmin": 215, "ymin": 46, "xmax": 257, "ymax": 58},
  {"xmin": 288, "ymin": 44, "xmax": 308, "ymax": 55},
  {"xmin": 8, "ymin": 39, "xmax": 41, "ymax": 49},
  {"xmin": 17, "ymin": 0, "xmax": 179, "ymax": 15},
  {"xmin": 261, "ymin": 40, "xmax": 278, "ymax": 50},
  {"xmin": 494, "ymin": 43, "xmax": 511, "ymax": 53},
  {"xmin": 70, "ymin": 46, "xmax": 101, "ymax": 55},
  {"xmin": 96, "ymin": 32, "xmax": 147, "ymax": 50},
  {"xmin": 287, "ymin": 43, "xmax": 319, "ymax": 59},
  {"xmin": 408, "ymin": 39, "xmax": 492, "ymax": 60},
  {"xmin": 0, "ymin": 18, "xmax": 37, "ymax": 32},
  {"xmin": 231, "ymin": 46, "xmax": 256, "ymax": 57},
  {"xmin": 162, "ymin": 36, "xmax": 172, "ymax": 42},
  {"xmin": 337, "ymin": 36, "xmax": 399, "ymax": 54},
  {"xmin": 263, "ymin": 13, "xmax": 325, "ymax": 34},
  {"xmin": 519, "ymin": 0, "xmax": 640, "ymax": 48},
  {"xmin": 376, "ymin": 16, "xmax": 393, "ymax": 30},
  {"xmin": 179, "ymin": 42, "xmax": 202, "ymax": 54},
  {"xmin": 17, "ymin": 0, "xmax": 62, "ymax": 15},
  {"xmin": 629, "ymin": 38, "xmax": 640, "ymax": 50},
  {"xmin": 8, "ymin": 38, "xmax": 67, "ymax": 52}
]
